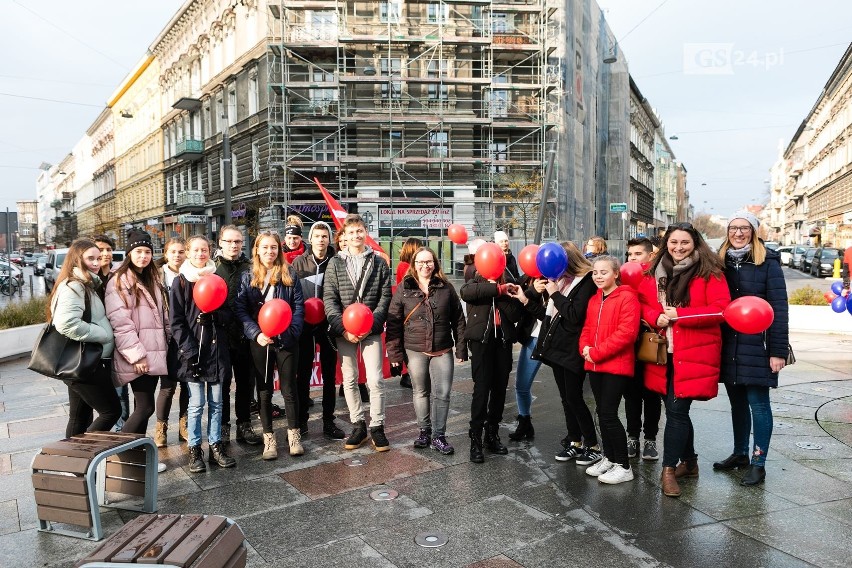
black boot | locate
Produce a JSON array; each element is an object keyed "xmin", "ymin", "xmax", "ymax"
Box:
[
  {"xmin": 469, "ymin": 428, "xmax": 484, "ymax": 463},
  {"xmin": 188, "ymin": 445, "xmax": 206, "ymax": 473},
  {"xmin": 508, "ymin": 415, "xmax": 534, "ymax": 441},
  {"xmin": 400, "ymin": 373, "xmax": 412, "ymax": 389},
  {"xmin": 209, "ymin": 441, "xmax": 236, "ymax": 468},
  {"xmin": 359, "ymin": 383, "xmax": 370, "ymax": 402},
  {"xmin": 712, "ymin": 454, "xmax": 750, "ymax": 470},
  {"xmin": 484, "ymin": 424, "xmax": 509, "ymax": 455},
  {"xmin": 323, "ymin": 418, "xmax": 345, "ymax": 440},
  {"xmin": 740, "ymin": 464, "xmax": 766, "ymax": 486}
]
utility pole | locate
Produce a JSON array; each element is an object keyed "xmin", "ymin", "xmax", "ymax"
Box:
[{"xmin": 221, "ymin": 117, "xmax": 232, "ymax": 236}]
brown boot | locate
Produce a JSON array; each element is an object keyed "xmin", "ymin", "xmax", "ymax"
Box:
[
  {"xmin": 154, "ymin": 420, "xmax": 167, "ymax": 448},
  {"xmin": 178, "ymin": 415, "xmax": 188, "ymax": 442},
  {"xmin": 674, "ymin": 457, "xmax": 699, "ymax": 479},
  {"xmin": 661, "ymin": 466, "xmax": 681, "ymax": 498}
]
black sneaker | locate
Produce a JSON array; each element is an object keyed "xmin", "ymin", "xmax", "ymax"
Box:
[
  {"xmin": 413, "ymin": 428, "xmax": 431, "ymax": 449},
  {"xmin": 370, "ymin": 425, "xmax": 390, "ymax": 452},
  {"xmin": 323, "ymin": 419, "xmax": 346, "ymax": 440},
  {"xmin": 627, "ymin": 437, "xmax": 639, "ymax": 459},
  {"xmin": 344, "ymin": 420, "xmax": 368, "ymax": 450},
  {"xmin": 575, "ymin": 447, "xmax": 603, "ymax": 466},
  {"xmin": 642, "ymin": 440, "xmax": 659, "ymax": 461},
  {"xmin": 560, "ymin": 434, "xmax": 572, "ymax": 449},
  {"xmin": 555, "ymin": 444, "xmax": 584, "ymax": 462}
]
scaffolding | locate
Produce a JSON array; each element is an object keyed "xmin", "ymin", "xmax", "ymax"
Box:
[{"xmin": 266, "ymin": 0, "xmax": 560, "ymax": 239}]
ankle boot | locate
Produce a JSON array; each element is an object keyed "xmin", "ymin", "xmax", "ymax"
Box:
[
  {"xmin": 508, "ymin": 415, "xmax": 535, "ymax": 441},
  {"xmin": 740, "ymin": 464, "xmax": 766, "ymax": 486},
  {"xmin": 675, "ymin": 457, "xmax": 699, "ymax": 479},
  {"xmin": 178, "ymin": 415, "xmax": 188, "ymax": 442},
  {"xmin": 469, "ymin": 428, "xmax": 484, "ymax": 463},
  {"xmin": 712, "ymin": 453, "xmax": 749, "ymax": 470},
  {"xmin": 288, "ymin": 428, "xmax": 305, "ymax": 456},
  {"xmin": 209, "ymin": 441, "xmax": 236, "ymax": 468},
  {"xmin": 661, "ymin": 466, "xmax": 681, "ymax": 497},
  {"xmin": 154, "ymin": 420, "xmax": 168, "ymax": 448},
  {"xmin": 484, "ymin": 424, "xmax": 508, "ymax": 454},
  {"xmin": 262, "ymin": 432, "xmax": 278, "ymax": 460},
  {"xmin": 188, "ymin": 445, "xmax": 206, "ymax": 473}
]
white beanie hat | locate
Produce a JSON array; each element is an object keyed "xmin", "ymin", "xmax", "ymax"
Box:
[
  {"xmin": 493, "ymin": 230, "xmax": 509, "ymax": 242},
  {"xmin": 728, "ymin": 210, "xmax": 759, "ymax": 232}
]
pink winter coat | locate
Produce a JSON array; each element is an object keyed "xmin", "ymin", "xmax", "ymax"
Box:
[{"xmin": 105, "ymin": 270, "xmax": 169, "ymax": 386}]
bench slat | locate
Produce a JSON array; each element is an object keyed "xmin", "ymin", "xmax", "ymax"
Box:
[
  {"xmin": 221, "ymin": 545, "xmax": 247, "ymax": 568},
  {"xmin": 111, "ymin": 514, "xmax": 180, "ymax": 563},
  {"xmin": 32, "ymin": 472, "xmax": 88, "ymax": 494},
  {"xmin": 107, "ymin": 449, "xmax": 148, "ymax": 464},
  {"xmin": 75, "ymin": 514, "xmax": 157, "ymax": 566},
  {"xmin": 37, "ymin": 504, "xmax": 93, "ymax": 527},
  {"xmin": 136, "ymin": 514, "xmax": 204, "ymax": 564},
  {"xmin": 41, "ymin": 440, "xmax": 116, "ymax": 458},
  {"xmin": 163, "ymin": 515, "xmax": 227, "ymax": 567},
  {"xmin": 72, "ymin": 431, "xmax": 147, "ymax": 442},
  {"xmin": 104, "ymin": 477, "xmax": 146, "ymax": 497},
  {"xmin": 190, "ymin": 523, "xmax": 246, "ymax": 568},
  {"xmin": 105, "ymin": 461, "xmax": 147, "ymax": 481},
  {"xmin": 34, "ymin": 489, "xmax": 89, "ymax": 511},
  {"xmin": 32, "ymin": 454, "xmax": 90, "ymax": 475}
]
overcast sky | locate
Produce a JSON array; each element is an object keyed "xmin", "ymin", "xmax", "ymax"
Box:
[
  {"xmin": 1, "ymin": 1, "xmax": 850, "ymax": 220},
  {"xmin": 597, "ymin": 0, "xmax": 851, "ymax": 216}
]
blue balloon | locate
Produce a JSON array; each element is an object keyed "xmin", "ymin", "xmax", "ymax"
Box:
[
  {"xmin": 831, "ymin": 281, "xmax": 844, "ymax": 296},
  {"xmin": 847, "ymin": 296, "xmax": 852, "ymax": 315},
  {"xmin": 536, "ymin": 242, "xmax": 569, "ymax": 279},
  {"xmin": 831, "ymin": 295, "xmax": 847, "ymax": 313}
]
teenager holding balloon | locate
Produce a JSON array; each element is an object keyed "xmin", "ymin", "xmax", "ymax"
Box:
[
  {"xmin": 236, "ymin": 231, "xmax": 305, "ymax": 459},
  {"xmin": 393, "ymin": 237, "xmax": 423, "ymax": 389},
  {"xmin": 460, "ymin": 242, "xmax": 524, "ymax": 463},
  {"xmin": 292, "ymin": 221, "xmax": 346, "ymax": 439},
  {"xmin": 324, "ymin": 214, "xmax": 392, "ymax": 452},
  {"xmin": 637, "ymin": 223, "xmax": 730, "ymax": 498},
  {"xmin": 170, "ymin": 235, "xmax": 236, "ymax": 472},
  {"xmin": 715, "ymin": 211, "xmax": 788, "ymax": 486}
]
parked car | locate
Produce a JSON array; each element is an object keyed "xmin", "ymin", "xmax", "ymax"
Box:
[
  {"xmin": 33, "ymin": 255, "xmax": 47, "ymax": 276},
  {"xmin": 44, "ymin": 248, "xmax": 69, "ymax": 293},
  {"xmin": 8, "ymin": 253, "xmax": 23, "ymax": 266},
  {"xmin": 810, "ymin": 247, "xmax": 847, "ymax": 278},
  {"xmin": 801, "ymin": 248, "xmax": 818, "ymax": 273},
  {"xmin": 789, "ymin": 246, "xmax": 808, "ymax": 269},
  {"xmin": 764, "ymin": 241, "xmax": 780, "ymax": 251},
  {"xmin": 22, "ymin": 253, "xmax": 38, "ymax": 266},
  {"xmin": 776, "ymin": 246, "xmax": 793, "ymax": 266}
]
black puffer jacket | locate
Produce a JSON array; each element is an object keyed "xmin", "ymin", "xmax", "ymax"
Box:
[
  {"xmin": 386, "ymin": 276, "xmax": 467, "ymax": 362},
  {"xmin": 169, "ymin": 275, "xmax": 231, "ymax": 383},
  {"xmin": 460, "ymin": 274, "xmax": 524, "ymax": 344},
  {"xmin": 214, "ymin": 252, "xmax": 251, "ymax": 348},
  {"xmin": 720, "ymin": 248, "xmax": 789, "ymax": 387},
  {"xmin": 323, "ymin": 246, "xmax": 392, "ymax": 337},
  {"xmin": 234, "ymin": 267, "xmax": 305, "ymax": 351},
  {"xmin": 529, "ymin": 272, "xmax": 597, "ymax": 372}
]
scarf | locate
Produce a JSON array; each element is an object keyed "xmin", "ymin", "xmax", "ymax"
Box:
[
  {"xmin": 726, "ymin": 244, "xmax": 751, "ymax": 261},
  {"xmin": 545, "ymin": 273, "xmax": 577, "ymax": 319},
  {"xmin": 179, "ymin": 259, "xmax": 216, "ymax": 283},
  {"xmin": 655, "ymin": 252, "xmax": 700, "ymax": 308}
]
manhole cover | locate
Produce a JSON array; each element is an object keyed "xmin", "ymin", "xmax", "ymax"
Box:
[
  {"xmin": 771, "ymin": 405, "xmax": 789, "ymax": 412},
  {"xmin": 415, "ymin": 531, "xmax": 449, "ymax": 548},
  {"xmin": 344, "ymin": 457, "xmax": 366, "ymax": 467},
  {"xmin": 775, "ymin": 422, "xmax": 793, "ymax": 429},
  {"xmin": 370, "ymin": 489, "xmax": 398, "ymax": 501},
  {"xmin": 796, "ymin": 442, "xmax": 823, "ymax": 450}
]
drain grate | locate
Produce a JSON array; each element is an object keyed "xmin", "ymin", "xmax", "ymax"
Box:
[
  {"xmin": 415, "ymin": 531, "xmax": 449, "ymax": 548},
  {"xmin": 370, "ymin": 489, "xmax": 399, "ymax": 501},
  {"xmin": 344, "ymin": 457, "xmax": 366, "ymax": 467}
]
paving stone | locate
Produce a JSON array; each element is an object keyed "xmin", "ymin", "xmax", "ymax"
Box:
[
  {"xmin": 806, "ymin": 497, "xmax": 852, "ymax": 527},
  {"xmin": 0, "ymin": 384, "xmax": 58, "ymax": 403},
  {"xmin": 278, "ymin": 535, "xmax": 396, "ymax": 568},
  {"xmin": 0, "ymin": 404, "xmax": 67, "ymax": 425},
  {"xmin": 0, "ymin": 454, "xmax": 9, "ymax": 474},
  {"xmin": 7, "ymin": 415, "xmax": 68, "ymax": 437},
  {"xmin": 465, "ymin": 554, "xmax": 524, "ymax": 568},
  {"xmin": 797, "ymin": 458, "xmax": 852, "ymax": 484},
  {"xmin": 760, "ymin": 457, "xmax": 852, "ymax": 505},
  {"xmin": 771, "ymin": 432, "xmax": 852, "ymax": 460},
  {"xmin": 0, "ymin": 500, "xmax": 18, "ymax": 536}
]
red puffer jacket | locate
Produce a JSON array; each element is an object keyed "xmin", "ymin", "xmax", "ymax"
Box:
[
  {"xmin": 637, "ymin": 273, "xmax": 731, "ymax": 400},
  {"xmin": 579, "ymin": 285, "xmax": 640, "ymax": 376}
]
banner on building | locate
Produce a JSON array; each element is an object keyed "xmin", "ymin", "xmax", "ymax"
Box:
[{"xmin": 378, "ymin": 207, "xmax": 452, "ymax": 229}]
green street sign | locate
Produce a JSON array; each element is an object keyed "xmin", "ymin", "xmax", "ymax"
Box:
[{"xmin": 609, "ymin": 203, "xmax": 628, "ymax": 213}]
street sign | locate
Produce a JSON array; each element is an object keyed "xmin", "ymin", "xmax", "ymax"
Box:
[{"xmin": 609, "ymin": 203, "xmax": 628, "ymax": 213}]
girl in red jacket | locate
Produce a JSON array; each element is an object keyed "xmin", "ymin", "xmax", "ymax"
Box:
[
  {"xmin": 637, "ymin": 223, "xmax": 730, "ymax": 498},
  {"xmin": 579, "ymin": 256, "xmax": 640, "ymax": 484}
]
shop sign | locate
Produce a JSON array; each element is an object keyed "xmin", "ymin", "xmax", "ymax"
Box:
[
  {"xmin": 178, "ymin": 214, "xmax": 208, "ymax": 224},
  {"xmin": 231, "ymin": 203, "xmax": 247, "ymax": 219},
  {"xmin": 287, "ymin": 203, "xmax": 347, "ymax": 225},
  {"xmin": 378, "ymin": 207, "xmax": 452, "ymax": 229}
]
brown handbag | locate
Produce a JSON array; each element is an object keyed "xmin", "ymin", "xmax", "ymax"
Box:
[{"xmin": 636, "ymin": 323, "xmax": 667, "ymax": 365}]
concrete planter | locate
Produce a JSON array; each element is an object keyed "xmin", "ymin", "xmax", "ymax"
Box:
[
  {"xmin": 789, "ymin": 304, "xmax": 852, "ymax": 335},
  {"xmin": 0, "ymin": 323, "xmax": 44, "ymax": 362}
]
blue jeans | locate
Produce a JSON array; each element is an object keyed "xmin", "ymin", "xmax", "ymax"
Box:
[
  {"xmin": 406, "ymin": 349, "xmax": 454, "ymax": 436},
  {"xmin": 515, "ymin": 335, "xmax": 542, "ymax": 416},
  {"xmin": 113, "ymin": 384, "xmax": 129, "ymax": 432},
  {"xmin": 662, "ymin": 362, "xmax": 696, "ymax": 468},
  {"xmin": 725, "ymin": 383, "xmax": 772, "ymax": 466},
  {"xmin": 187, "ymin": 382, "xmax": 223, "ymax": 447}
]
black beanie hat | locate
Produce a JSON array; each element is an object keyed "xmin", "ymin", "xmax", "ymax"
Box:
[
  {"xmin": 126, "ymin": 229, "xmax": 153, "ymax": 254},
  {"xmin": 284, "ymin": 224, "xmax": 302, "ymax": 237}
]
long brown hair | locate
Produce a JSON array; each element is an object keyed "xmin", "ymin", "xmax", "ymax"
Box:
[
  {"xmin": 404, "ymin": 247, "xmax": 448, "ymax": 284},
  {"xmin": 399, "ymin": 237, "xmax": 424, "ymax": 264},
  {"xmin": 652, "ymin": 223, "xmax": 725, "ymax": 280},
  {"xmin": 250, "ymin": 231, "xmax": 294, "ymax": 288},
  {"xmin": 563, "ymin": 241, "xmax": 592, "ymax": 277},
  {"xmin": 46, "ymin": 238, "xmax": 99, "ymax": 320},
  {"xmin": 585, "ymin": 236, "xmax": 607, "ymax": 255},
  {"xmin": 112, "ymin": 246, "xmax": 162, "ymax": 307}
]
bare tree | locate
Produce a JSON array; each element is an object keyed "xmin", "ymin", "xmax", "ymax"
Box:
[
  {"xmin": 494, "ymin": 170, "xmax": 542, "ymax": 245},
  {"xmin": 692, "ymin": 213, "xmax": 727, "ymax": 239}
]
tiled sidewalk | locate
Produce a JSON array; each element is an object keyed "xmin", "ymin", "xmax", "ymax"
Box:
[{"xmin": 1, "ymin": 332, "xmax": 852, "ymax": 567}]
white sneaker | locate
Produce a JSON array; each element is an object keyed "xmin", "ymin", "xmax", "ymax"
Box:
[
  {"xmin": 585, "ymin": 457, "xmax": 613, "ymax": 477},
  {"xmin": 598, "ymin": 464, "xmax": 634, "ymax": 484},
  {"xmin": 157, "ymin": 462, "xmax": 167, "ymax": 473}
]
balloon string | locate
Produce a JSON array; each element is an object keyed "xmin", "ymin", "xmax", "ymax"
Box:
[
  {"xmin": 265, "ymin": 344, "xmax": 270, "ymax": 385},
  {"xmin": 668, "ymin": 312, "xmax": 723, "ymax": 321},
  {"xmin": 197, "ymin": 325, "xmax": 204, "ymax": 365}
]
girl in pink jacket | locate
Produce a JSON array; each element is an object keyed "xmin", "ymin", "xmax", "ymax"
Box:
[{"xmin": 105, "ymin": 230, "xmax": 169, "ymax": 436}]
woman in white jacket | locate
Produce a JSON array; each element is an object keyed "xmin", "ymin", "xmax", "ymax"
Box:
[{"xmin": 48, "ymin": 238, "xmax": 121, "ymax": 437}]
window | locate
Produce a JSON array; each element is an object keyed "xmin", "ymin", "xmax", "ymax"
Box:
[
  {"xmin": 380, "ymin": 57, "xmax": 402, "ymax": 99},
  {"xmin": 251, "ymin": 141, "xmax": 260, "ymax": 181},
  {"xmin": 310, "ymin": 69, "xmax": 338, "ymax": 104},
  {"xmin": 227, "ymin": 84, "xmax": 237, "ymax": 126},
  {"xmin": 306, "ymin": 10, "xmax": 337, "ymax": 40},
  {"xmin": 426, "ymin": 60, "xmax": 448, "ymax": 100},
  {"xmin": 380, "ymin": 1, "xmax": 401, "ymax": 23},
  {"xmin": 231, "ymin": 151, "xmax": 238, "ymax": 187},
  {"xmin": 382, "ymin": 130, "xmax": 403, "ymax": 167},
  {"xmin": 492, "ymin": 13, "xmax": 513, "ymax": 33},
  {"xmin": 428, "ymin": 131, "xmax": 448, "ymax": 158},
  {"xmin": 489, "ymin": 139, "xmax": 508, "ymax": 173},
  {"xmin": 203, "ymin": 101, "xmax": 211, "ymax": 138},
  {"xmin": 248, "ymin": 71, "xmax": 259, "ymax": 115},
  {"xmin": 215, "ymin": 94, "xmax": 224, "ymax": 133},
  {"xmin": 427, "ymin": 3, "xmax": 449, "ymax": 23},
  {"xmin": 313, "ymin": 136, "xmax": 336, "ymax": 171},
  {"xmin": 489, "ymin": 75, "xmax": 509, "ymax": 117}
]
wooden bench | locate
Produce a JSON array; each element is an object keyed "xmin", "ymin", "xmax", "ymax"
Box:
[
  {"xmin": 32, "ymin": 431, "xmax": 159, "ymax": 540},
  {"xmin": 75, "ymin": 514, "xmax": 247, "ymax": 568}
]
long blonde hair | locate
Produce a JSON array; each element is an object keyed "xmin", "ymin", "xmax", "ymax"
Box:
[
  {"xmin": 718, "ymin": 230, "xmax": 767, "ymax": 265},
  {"xmin": 250, "ymin": 231, "xmax": 294, "ymax": 288},
  {"xmin": 563, "ymin": 241, "xmax": 593, "ymax": 277}
]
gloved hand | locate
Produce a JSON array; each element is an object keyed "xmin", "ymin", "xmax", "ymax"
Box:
[
  {"xmin": 189, "ymin": 361, "xmax": 203, "ymax": 379},
  {"xmin": 196, "ymin": 312, "xmax": 212, "ymax": 326}
]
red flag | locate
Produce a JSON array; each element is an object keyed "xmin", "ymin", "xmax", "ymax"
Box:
[{"xmin": 314, "ymin": 177, "xmax": 389, "ymax": 262}]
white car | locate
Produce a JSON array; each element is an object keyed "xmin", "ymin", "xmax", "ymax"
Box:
[{"xmin": 776, "ymin": 246, "xmax": 793, "ymax": 266}]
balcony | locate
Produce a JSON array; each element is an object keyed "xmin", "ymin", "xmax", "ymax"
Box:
[
  {"xmin": 176, "ymin": 191, "xmax": 206, "ymax": 210},
  {"xmin": 175, "ymin": 139, "xmax": 204, "ymax": 162}
]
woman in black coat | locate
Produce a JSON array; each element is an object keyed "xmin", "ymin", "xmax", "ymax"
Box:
[{"xmin": 714, "ymin": 212, "xmax": 789, "ymax": 486}]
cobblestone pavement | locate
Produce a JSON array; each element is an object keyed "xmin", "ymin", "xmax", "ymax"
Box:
[{"xmin": 1, "ymin": 332, "xmax": 851, "ymax": 567}]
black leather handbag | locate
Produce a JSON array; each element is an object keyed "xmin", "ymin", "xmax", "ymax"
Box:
[{"xmin": 28, "ymin": 290, "xmax": 104, "ymax": 381}]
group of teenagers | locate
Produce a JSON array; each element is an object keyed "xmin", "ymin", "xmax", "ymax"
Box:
[{"xmin": 47, "ymin": 208, "xmax": 788, "ymax": 497}]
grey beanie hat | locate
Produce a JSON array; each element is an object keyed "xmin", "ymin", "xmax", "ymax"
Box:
[
  {"xmin": 728, "ymin": 210, "xmax": 759, "ymax": 232},
  {"xmin": 309, "ymin": 221, "xmax": 333, "ymax": 241}
]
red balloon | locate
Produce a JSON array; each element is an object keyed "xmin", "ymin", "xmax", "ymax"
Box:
[
  {"xmin": 258, "ymin": 299, "xmax": 293, "ymax": 337},
  {"xmin": 824, "ymin": 291, "xmax": 838, "ymax": 304},
  {"xmin": 619, "ymin": 262, "xmax": 644, "ymax": 289},
  {"xmin": 518, "ymin": 245, "xmax": 541, "ymax": 277},
  {"xmin": 448, "ymin": 224, "xmax": 469, "ymax": 245},
  {"xmin": 193, "ymin": 274, "xmax": 228, "ymax": 313},
  {"xmin": 343, "ymin": 303, "xmax": 374, "ymax": 336},
  {"xmin": 304, "ymin": 297, "xmax": 326, "ymax": 325},
  {"xmin": 723, "ymin": 296, "xmax": 774, "ymax": 334},
  {"xmin": 474, "ymin": 242, "xmax": 507, "ymax": 280}
]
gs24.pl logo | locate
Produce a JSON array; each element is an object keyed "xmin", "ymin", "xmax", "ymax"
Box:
[{"xmin": 683, "ymin": 43, "xmax": 784, "ymax": 75}]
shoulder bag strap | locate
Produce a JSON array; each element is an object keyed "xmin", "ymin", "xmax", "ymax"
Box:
[
  {"xmin": 403, "ymin": 297, "xmax": 427, "ymax": 326},
  {"xmin": 353, "ymin": 256, "xmax": 373, "ymax": 303},
  {"xmin": 82, "ymin": 288, "xmax": 92, "ymax": 323}
]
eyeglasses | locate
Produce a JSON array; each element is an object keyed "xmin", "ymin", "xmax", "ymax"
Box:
[
  {"xmin": 728, "ymin": 225, "xmax": 752, "ymax": 234},
  {"xmin": 220, "ymin": 239, "xmax": 243, "ymax": 245},
  {"xmin": 414, "ymin": 261, "xmax": 434, "ymax": 266}
]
